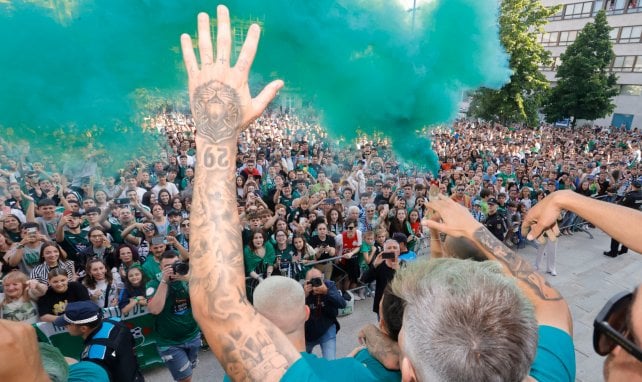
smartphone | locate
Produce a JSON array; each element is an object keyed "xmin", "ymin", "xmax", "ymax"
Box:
[
  {"xmin": 63, "ymin": 210, "xmax": 73, "ymax": 217},
  {"xmin": 151, "ymin": 236, "xmax": 166, "ymax": 246},
  {"xmin": 381, "ymin": 252, "xmax": 395, "ymax": 260},
  {"xmin": 27, "ymin": 227, "xmax": 38, "ymax": 235},
  {"xmin": 114, "ymin": 198, "xmax": 130, "ymax": 205}
]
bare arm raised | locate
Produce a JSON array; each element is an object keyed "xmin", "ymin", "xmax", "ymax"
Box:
[
  {"xmin": 523, "ymin": 189, "xmax": 642, "ymax": 254},
  {"xmin": 184, "ymin": 7, "xmax": 299, "ymax": 381},
  {"xmin": 425, "ymin": 195, "xmax": 573, "ymax": 335}
]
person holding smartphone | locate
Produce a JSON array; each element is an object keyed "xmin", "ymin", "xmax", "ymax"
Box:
[{"xmin": 371, "ymin": 240, "xmax": 400, "ymax": 320}]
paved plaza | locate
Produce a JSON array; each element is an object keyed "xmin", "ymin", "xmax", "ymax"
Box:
[{"xmin": 144, "ymin": 228, "xmax": 642, "ymax": 382}]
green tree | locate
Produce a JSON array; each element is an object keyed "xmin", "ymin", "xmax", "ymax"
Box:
[
  {"xmin": 543, "ymin": 10, "xmax": 618, "ymax": 126},
  {"xmin": 468, "ymin": 0, "xmax": 558, "ymax": 126}
]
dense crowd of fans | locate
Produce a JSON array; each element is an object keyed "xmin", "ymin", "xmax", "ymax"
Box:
[{"xmin": 0, "ymin": 110, "xmax": 640, "ymax": 369}]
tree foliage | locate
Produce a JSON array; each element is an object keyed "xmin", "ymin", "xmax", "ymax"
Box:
[
  {"xmin": 468, "ymin": 0, "xmax": 558, "ymax": 126},
  {"xmin": 543, "ymin": 10, "xmax": 618, "ymax": 125}
]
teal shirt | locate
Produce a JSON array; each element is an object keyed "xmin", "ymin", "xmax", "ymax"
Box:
[
  {"xmin": 68, "ymin": 361, "xmax": 109, "ymax": 382},
  {"xmin": 529, "ymin": 325, "xmax": 576, "ymax": 382},
  {"xmin": 224, "ymin": 352, "xmax": 380, "ymax": 382},
  {"xmin": 354, "ymin": 348, "xmax": 401, "ymax": 381}
]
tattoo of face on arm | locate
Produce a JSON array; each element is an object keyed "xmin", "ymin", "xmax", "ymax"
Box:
[
  {"xmin": 471, "ymin": 227, "xmax": 563, "ymax": 301},
  {"xmin": 193, "ymin": 80, "xmax": 242, "ymax": 144}
]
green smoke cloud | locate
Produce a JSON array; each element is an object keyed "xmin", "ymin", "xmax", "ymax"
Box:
[{"xmin": 0, "ymin": 0, "xmax": 509, "ymax": 173}]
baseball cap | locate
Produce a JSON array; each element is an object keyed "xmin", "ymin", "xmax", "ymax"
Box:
[
  {"xmin": 392, "ymin": 232, "xmax": 408, "ymax": 244},
  {"xmin": 487, "ymin": 198, "xmax": 498, "ymax": 205},
  {"xmin": 70, "ymin": 211, "xmax": 83, "ymax": 218},
  {"xmin": 632, "ymin": 179, "xmax": 642, "ymax": 188},
  {"xmin": 53, "ymin": 301, "xmax": 102, "ymax": 327}
]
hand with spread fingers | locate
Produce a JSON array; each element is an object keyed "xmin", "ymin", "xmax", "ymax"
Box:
[
  {"xmin": 423, "ymin": 194, "xmax": 483, "ymax": 240},
  {"xmin": 180, "ymin": 8, "xmax": 283, "ymax": 143}
]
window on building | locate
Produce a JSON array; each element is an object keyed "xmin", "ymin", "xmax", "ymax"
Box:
[
  {"xmin": 628, "ymin": 0, "xmax": 642, "ymax": 12},
  {"xmin": 606, "ymin": 0, "xmax": 628, "ymax": 13},
  {"xmin": 634, "ymin": 56, "xmax": 642, "ymax": 72},
  {"xmin": 612, "ymin": 56, "xmax": 636, "ymax": 71},
  {"xmin": 594, "ymin": 0, "xmax": 605, "ymax": 14},
  {"xmin": 550, "ymin": 7, "xmax": 564, "ymax": 20},
  {"xmin": 619, "ymin": 26, "xmax": 642, "ymax": 43},
  {"xmin": 559, "ymin": 30, "xmax": 578, "ymax": 45},
  {"xmin": 564, "ymin": 1, "xmax": 594, "ymax": 18},
  {"xmin": 620, "ymin": 85, "xmax": 642, "ymax": 96},
  {"xmin": 610, "ymin": 27, "xmax": 620, "ymax": 41}
]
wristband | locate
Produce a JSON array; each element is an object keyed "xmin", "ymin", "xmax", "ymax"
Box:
[{"xmin": 160, "ymin": 279, "xmax": 167, "ymax": 284}]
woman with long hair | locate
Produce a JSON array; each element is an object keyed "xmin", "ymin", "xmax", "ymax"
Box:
[
  {"xmin": 83, "ymin": 258, "xmax": 120, "ymax": 309},
  {"xmin": 387, "ymin": 208, "xmax": 415, "ymax": 250},
  {"xmin": 157, "ymin": 189, "xmax": 173, "ymax": 215},
  {"xmin": 0, "ymin": 271, "xmax": 41, "ymax": 323},
  {"xmin": 171, "ymin": 197, "xmax": 189, "ymax": 219},
  {"xmin": 116, "ymin": 243, "xmax": 141, "ymax": 280},
  {"xmin": 118, "ymin": 265, "xmax": 148, "ymax": 314},
  {"xmin": 30, "ymin": 242, "xmax": 75, "ymax": 285},
  {"xmin": 243, "ymin": 230, "xmax": 276, "ymax": 302},
  {"xmin": 325, "ymin": 207, "xmax": 344, "ymax": 238}
]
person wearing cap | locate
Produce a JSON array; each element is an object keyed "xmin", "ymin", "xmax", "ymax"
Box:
[
  {"xmin": 484, "ymin": 198, "xmax": 508, "ymax": 241},
  {"xmin": 393, "ymin": 232, "xmax": 416, "ymax": 263},
  {"xmin": 55, "ymin": 301, "xmax": 144, "ymax": 381},
  {"xmin": 603, "ymin": 179, "xmax": 642, "ymax": 257},
  {"xmin": 55, "ymin": 210, "xmax": 90, "ymax": 269}
]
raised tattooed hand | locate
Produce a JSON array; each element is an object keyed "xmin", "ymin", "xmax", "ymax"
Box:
[{"xmin": 180, "ymin": 6, "xmax": 283, "ymax": 143}]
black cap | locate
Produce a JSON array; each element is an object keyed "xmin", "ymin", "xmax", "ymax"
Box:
[
  {"xmin": 632, "ymin": 180, "xmax": 642, "ymax": 188},
  {"xmin": 392, "ymin": 232, "xmax": 408, "ymax": 244},
  {"xmin": 487, "ymin": 198, "xmax": 498, "ymax": 205}
]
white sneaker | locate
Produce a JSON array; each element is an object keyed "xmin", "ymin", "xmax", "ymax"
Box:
[{"xmin": 354, "ymin": 294, "xmax": 363, "ymax": 301}]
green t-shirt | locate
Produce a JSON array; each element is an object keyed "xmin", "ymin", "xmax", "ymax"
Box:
[
  {"xmin": 243, "ymin": 245, "xmax": 276, "ymax": 276},
  {"xmin": 353, "ymin": 348, "xmax": 401, "ymax": 381},
  {"xmin": 142, "ymin": 256, "xmax": 162, "ymax": 283},
  {"xmin": 146, "ymin": 279, "xmax": 200, "ymax": 346},
  {"xmin": 359, "ymin": 242, "xmax": 372, "ymax": 270}
]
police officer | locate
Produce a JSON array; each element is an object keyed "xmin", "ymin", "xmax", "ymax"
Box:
[
  {"xmin": 55, "ymin": 301, "xmax": 144, "ymax": 381},
  {"xmin": 484, "ymin": 198, "xmax": 508, "ymax": 241},
  {"xmin": 603, "ymin": 179, "xmax": 642, "ymax": 257}
]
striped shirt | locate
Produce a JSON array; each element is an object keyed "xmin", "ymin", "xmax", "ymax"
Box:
[{"xmin": 30, "ymin": 261, "xmax": 75, "ymax": 285}]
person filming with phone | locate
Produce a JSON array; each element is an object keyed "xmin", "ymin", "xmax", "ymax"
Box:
[
  {"xmin": 303, "ymin": 268, "xmax": 345, "ymax": 360},
  {"xmin": 371, "ymin": 239, "xmax": 400, "ymax": 320}
]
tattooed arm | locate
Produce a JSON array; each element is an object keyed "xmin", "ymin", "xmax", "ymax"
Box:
[
  {"xmin": 183, "ymin": 7, "xmax": 300, "ymax": 381},
  {"xmin": 524, "ymin": 189, "xmax": 642, "ymax": 254},
  {"xmin": 425, "ymin": 195, "xmax": 573, "ymax": 335}
]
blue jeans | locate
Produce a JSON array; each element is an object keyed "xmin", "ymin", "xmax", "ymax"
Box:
[
  {"xmin": 157, "ymin": 334, "xmax": 201, "ymax": 381},
  {"xmin": 305, "ymin": 324, "xmax": 337, "ymax": 360}
]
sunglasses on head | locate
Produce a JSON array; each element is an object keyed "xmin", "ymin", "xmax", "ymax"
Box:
[{"xmin": 593, "ymin": 290, "xmax": 642, "ymax": 362}]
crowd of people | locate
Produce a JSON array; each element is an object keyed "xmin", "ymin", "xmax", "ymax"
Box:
[
  {"xmin": 1, "ymin": 7, "xmax": 642, "ymax": 381},
  {"xmin": 1, "ymin": 106, "xmax": 640, "ymax": 379}
]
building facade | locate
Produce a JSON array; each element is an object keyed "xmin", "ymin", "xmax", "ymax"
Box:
[{"xmin": 540, "ymin": 0, "xmax": 642, "ymax": 129}]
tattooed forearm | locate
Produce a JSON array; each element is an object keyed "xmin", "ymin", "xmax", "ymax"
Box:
[
  {"xmin": 192, "ymin": 80, "xmax": 242, "ymax": 144},
  {"xmin": 189, "ymin": 77, "xmax": 300, "ymax": 379},
  {"xmin": 471, "ymin": 227, "xmax": 563, "ymax": 301}
]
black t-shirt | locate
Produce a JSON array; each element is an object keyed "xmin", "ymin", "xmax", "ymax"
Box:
[
  {"xmin": 309, "ymin": 235, "xmax": 336, "ymax": 260},
  {"xmin": 373, "ymin": 263, "xmax": 396, "ymax": 314},
  {"xmin": 37, "ymin": 282, "xmax": 90, "ymax": 317}
]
